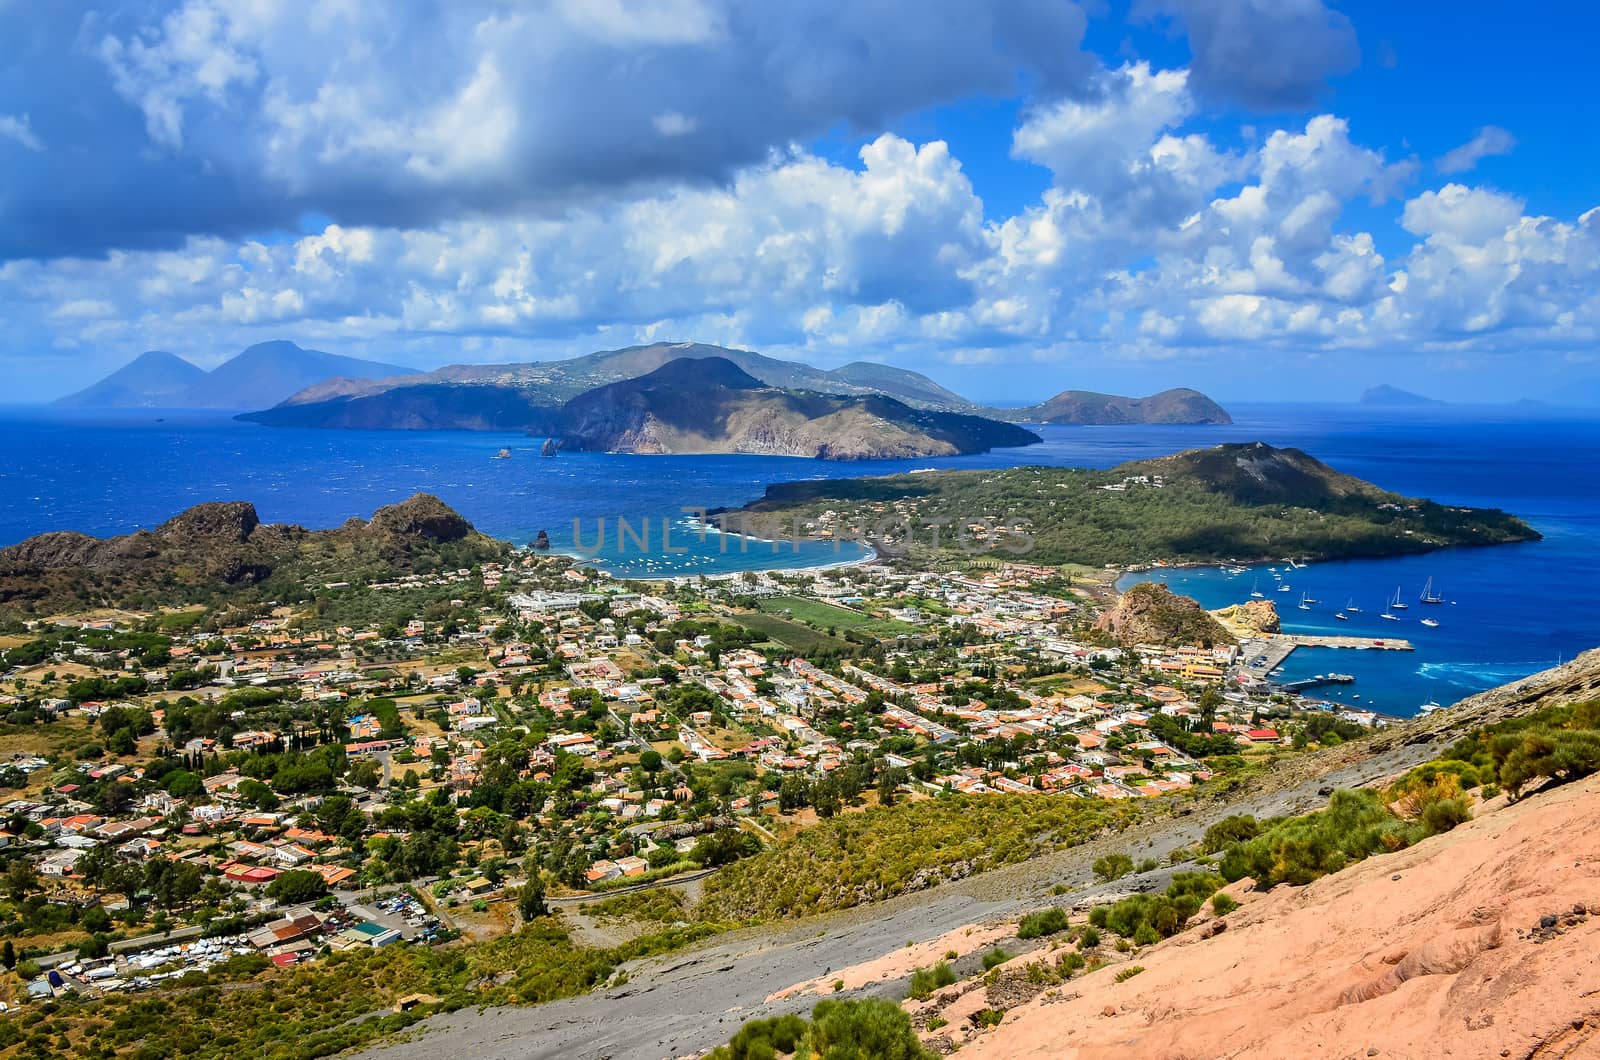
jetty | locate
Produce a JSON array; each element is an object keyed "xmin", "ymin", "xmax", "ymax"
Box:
[
  {"xmin": 1275, "ymin": 673, "xmax": 1356, "ymax": 694},
  {"xmin": 1242, "ymin": 633, "xmax": 1414, "ymax": 675}
]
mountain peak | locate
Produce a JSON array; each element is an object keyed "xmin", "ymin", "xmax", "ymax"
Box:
[
  {"xmin": 1360, "ymin": 384, "xmax": 1445, "ymax": 406},
  {"xmin": 638, "ymin": 355, "xmax": 765, "ymax": 390}
]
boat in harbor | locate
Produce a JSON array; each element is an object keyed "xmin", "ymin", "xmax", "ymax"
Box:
[
  {"xmin": 1380, "ymin": 604, "xmax": 1399, "ymax": 621},
  {"xmin": 1298, "ymin": 592, "xmax": 1312, "ymax": 611},
  {"xmin": 1421, "ymin": 617, "xmax": 1440, "ymax": 628},
  {"xmin": 1420, "ymin": 577, "xmax": 1444, "ymax": 604},
  {"xmin": 1249, "ymin": 579, "xmax": 1265, "ymax": 599},
  {"xmin": 1334, "ymin": 611, "xmax": 1349, "ymax": 621},
  {"xmin": 1389, "ymin": 586, "xmax": 1409, "ymax": 611},
  {"xmin": 1277, "ymin": 583, "xmax": 1292, "ymax": 593},
  {"xmin": 1344, "ymin": 598, "xmax": 1360, "ymax": 613}
]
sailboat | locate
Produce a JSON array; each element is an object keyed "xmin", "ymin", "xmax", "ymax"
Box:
[
  {"xmin": 1420, "ymin": 577, "xmax": 1444, "ymax": 604},
  {"xmin": 1334, "ymin": 611, "xmax": 1349, "ymax": 621},
  {"xmin": 1389, "ymin": 587, "xmax": 1409, "ymax": 611},
  {"xmin": 1344, "ymin": 598, "xmax": 1360, "ymax": 614},
  {"xmin": 1298, "ymin": 592, "xmax": 1312, "ymax": 611},
  {"xmin": 1277, "ymin": 582, "xmax": 1293, "ymax": 593},
  {"xmin": 1418, "ymin": 683, "xmax": 1443, "ymax": 714},
  {"xmin": 1249, "ymin": 579, "xmax": 1265, "ymax": 600},
  {"xmin": 1380, "ymin": 597, "xmax": 1399, "ymax": 621},
  {"xmin": 1420, "ymin": 616, "xmax": 1440, "ymax": 628}
]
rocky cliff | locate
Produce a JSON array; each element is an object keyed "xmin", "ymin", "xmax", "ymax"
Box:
[
  {"xmin": 1093, "ymin": 582, "xmax": 1236, "ymax": 647},
  {"xmin": 1003, "ymin": 386, "xmax": 1233, "ymax": 425}
]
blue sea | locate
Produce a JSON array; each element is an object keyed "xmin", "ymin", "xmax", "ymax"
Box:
[{"xmin": 1, "ymin": 403, "xmax": 1597, "ymax": 715}]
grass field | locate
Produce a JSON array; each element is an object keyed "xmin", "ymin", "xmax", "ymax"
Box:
[
  {"xmin": 755, "ymin": 596, "xmax": 915, "ymax": 637},
  {"xmin": 728, "ymin": 612, "xmax": 854, "ymax": 654}
]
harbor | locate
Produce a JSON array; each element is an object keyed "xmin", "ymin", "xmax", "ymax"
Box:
[{"xmin": 1242, "ymin": 633, "xmax": 1415, "ymax": 677}]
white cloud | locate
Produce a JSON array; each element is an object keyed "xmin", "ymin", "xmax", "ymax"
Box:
[
  {"xmin": 1437, "ymin": 125, "xmax": 1517, "ymax": 175},
  {"xmin": 0, "ymin": 113, "xmax": 42, "ymax": 151}
]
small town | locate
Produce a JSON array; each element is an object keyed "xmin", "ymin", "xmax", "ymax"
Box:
[{"xmin": 0, "ymin": 547, "xmax": 1385, "ymax": 1007}]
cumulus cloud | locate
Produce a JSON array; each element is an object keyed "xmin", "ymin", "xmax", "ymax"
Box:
[
  {"xmin": 1437, "ymin": 125, "xmax": 1517, "ymax": 174},
  {"xmin": 1139, "ymin": 0, "xmax": 1359, "ymax": 109},
  {"xmin": 0, "ymin": 0, "xmax": 1093, "ymax": 259}
]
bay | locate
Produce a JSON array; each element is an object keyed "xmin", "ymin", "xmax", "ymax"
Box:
[{"xmin": 0, "ymin": 402, "xmax": 1596, "ymax": 714}]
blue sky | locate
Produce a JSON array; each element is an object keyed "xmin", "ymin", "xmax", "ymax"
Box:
[{"xmin": 1, "ymin": 0, "xmax": 1597, "ymax": 406}]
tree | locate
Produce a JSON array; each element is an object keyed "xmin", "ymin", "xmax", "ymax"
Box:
[
  {"xmin": 349, "ymin": 757, "xmax": 382, "ymax": 789},
  {"xmin": 517, "ymin": 877, "xmax": 548, "ymax": 921},
  {"xmin": 2, "ymin": 939, "xmax": 15, "ymax": 970},
  {"xmin": 266, "ymin": 869, "xmax": 329, "ymax": 905},
  {"xmin": 638, "ymin": 749, "xmax": 664, "ymax": 774},
  {"xmin": 1092, "ymin": 853, "xmax": 1135, "ymax": 882}
]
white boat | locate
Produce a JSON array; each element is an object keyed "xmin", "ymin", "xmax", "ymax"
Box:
[
  {"xmin": 1420, "ymin": 617, "xmax": 1440, "ymax": 628},
  {"xmin": 1389, "ymin": 586, "xmax": 1408, "ymax": 611},
  {"xmin": 1249, "ymin": 579, "xmax": 1265, "ymax": 600},
  {"xmin": 1334, "ymin": 612, "xmax": 1348, "ymax": 621},
  {"xmin": 1277, "ymin": 583, "xmax": 1292, "ymax": 593},
  {"xmin": 1298, "ymin": 592, "xmax": 1311, "ymax": 611},
  {"xmin": 1420, "ymin": 577, "xmax": 1444, "ymax": 605},
  {"xmin": 1418, "ymin": 700, "xmax": 1443, "ymax": 714},
  {"xmin": 1380, "ymin": 609, "xmax": 1399, "ymax": 621},
  {"xmin": 1344, "ymin": 598, "xmax": 1361, "ymax": 613}
]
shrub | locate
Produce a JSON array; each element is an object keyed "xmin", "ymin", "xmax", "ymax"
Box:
[
  {"xmin": 1060, "ymin": 951, "xmax": 1086, "ymax": 974},
  {"xmin": 1210, "ymin": 893, "xmax": 1239, "ymax": 916},
  {"xmin": 1135, "ymin": 858, "xmax": 1158, "ymax": 873},
  {"xmin": 1218, "ymin": 789, "xmax": 1420, "ymax": 889},
  {"xmin": 1115, "ymin": 965, "xmax": 1144, "ymax": 982},
  {"xmin": 981, "ymin": 948, "xmax": 1011, "ymax": 971},
  {"xmin": 712, "ymin": 1012, "xmax": 808, "ymax": 1060},
  {"xmin": 974, "ymin": 1008, "xmax": 1004, "ymax": 1028},
  {"xmin": 1077, "ymin": 926, "xmax": 1101, "ymax": 949},
  {"xmin": 803, "ymin": 998, "xmax": 933, "ymax": 1059},
  {"xmin": 1017, "ymin": 907, "xmax": 1070, "ymax": 939},
  {"xmin": 907, "ymin": 961, "xmax": 957, "ymax": 1000},
  {"xmin": 1092, "ymin": 853, "xmax": 1134, "ymax": 882},
  {"xmin": 1201, "ymin": 815, "xmax": 1260, "ymax": 853}
]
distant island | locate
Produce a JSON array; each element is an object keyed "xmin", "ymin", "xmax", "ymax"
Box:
[
  {"xmin": 995, "ymin": 387, "xmax": 1232, "ymax": 425},
  {"xmin": 733, "ymin": 441, "xmax": 1540, "ymax": 566},
  {"xmin": 0, "ymin": 494, "xmax": 507, "ymax": 616},
  {"xmin": 54, "ymin": 340, "xmax": 417, "ymax": 410},
  {"xmin": 557, "ymin": 357, "xmax": 1039, "ymax": 459},
  {"xmin": 1359, "ymin": 384, "xmax": 1446, "ymax": 407},
  {"xmin": 230, "ymin": 339, "xmax": 1231, "ymax": 432}
]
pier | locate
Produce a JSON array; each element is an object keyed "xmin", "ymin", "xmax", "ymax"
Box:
[
  {"xmin": 1274, "ymin": 673, "xmax": 1356, "ymax": 694},
  {"xmin": 1241, "ymin": 634, "xmax": 1414, "ymax": 675}
]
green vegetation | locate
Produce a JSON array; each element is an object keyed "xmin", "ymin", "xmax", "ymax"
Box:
[
  {"xmin": 581, "ymin": 888, "xmax": 687, "ymax": 924},
  {"xmin": 1090, "ymin": 872, "xmax": 1224, "ymax": 944},
  {"xmin": 907, "ymin": 960, "xmax": 957, "ymax": 999},
  {"xmin": 708, "ymin": 998, "xmax": 932, "ymax": 1060},
  {"xmin": 1115, "ymin": 965, "xmax": 1145, "ymax": 982},
  {"xmin": 1210, "ymin": 893, "xmax": 1239, "ymax": 916},
  {"xmin": 1091, "ymin": 853, "xmax": 1134, "ymax": 882},
  {"xmin": 1, "ymin": 918, "xmax": 724, "ymax": 1060},
  {"xmin": 981, "ymin": 947, "xmax": 1012, "ymax": 971},
  {"xmin": 698, "ymin": 794, "xmax": 1140, "ymax": 922},
  {"xmin": 728, "ymin": 611, "xmax": 856, "ymax": 656},
  {"xmin": 757, "ymin": 596, "xmax": 914, "ymax": 637},
  {"xmin": 1016, "ymin": 907, "xmax": 1070, "ymax": 939},
  {"xmin": 738, "ymin": 444, "xmax": 1538, "ymax": 567}
]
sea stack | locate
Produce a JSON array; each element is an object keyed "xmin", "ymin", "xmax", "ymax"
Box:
[
  {"xmin": 540, "ymin": 438, "xmax": 558, "ymax": 457},
  {"xmin": 533, "ymin": 529, "xmax": 551, "ymax": 550}
]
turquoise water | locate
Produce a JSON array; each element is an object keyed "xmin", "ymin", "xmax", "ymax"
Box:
[{"xmin": 1, "ymin": 403, "xmax": 1596, "ymax": 713}]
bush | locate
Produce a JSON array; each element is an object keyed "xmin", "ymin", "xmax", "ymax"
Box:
[
  {"xmin": 710, "ymin": 1012, "xmax": 808, "ymax": 1060},
  {"xmin": 1201, "ymin": 814, "xmax": 1261, "ymax": 853},
  {"xmin": 907, "ymin": 961, "xmax": 957, "ymax": 1000},
  {"xmin": 1077, "ymin": 926, "xmax": 1101, "ymax": 949},
  {"xmin": 1092, "ymin": 853, "xmax": 1134, "ymax": 882},
  {"xmin": 803, "ymin": 998, "xmax": 933, "ymax": 1059},
  {"xmin": 1135, "ymin": 858, "xmax": 1158, "ymax": 873},
  {"xmin": 1218, "ymin": 789, "xmax": 1420, "ymax": 889},
  {"xmin": 1017, "ymin": 907, "xmax": 1070, "ymax": 939},
  {"xmin": 1210, "ymin": 893, "xmax": 1239, "ymax": 916},
  {"xmin": 981, "ymin": 948, "xmax": 1011, "ymax": 971},
  {"xmin": 1115, "ymin": 965, "xmax": 1144, "ymax": 982}
]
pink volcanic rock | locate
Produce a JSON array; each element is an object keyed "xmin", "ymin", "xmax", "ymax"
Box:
[{"xmin": 961, "ymin": 773, "xmax": 1600, "ymax": 1059}]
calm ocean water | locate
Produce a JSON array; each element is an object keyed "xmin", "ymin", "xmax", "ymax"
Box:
[{"xmin": 0, "ymin": 403, "xmax": 1596, "ymax": 714}]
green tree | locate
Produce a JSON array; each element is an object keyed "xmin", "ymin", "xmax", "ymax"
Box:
[
  {"xmin": 1092, "ymin": 853, "xmax": 1135, "ymax": 882},
  {"xmin": 266, "ymin": 869, "xmax": 328, "ymax": 905},
  {"xmin": 517, "ymin": 878, "xmax": 548, "ymax": 921}
]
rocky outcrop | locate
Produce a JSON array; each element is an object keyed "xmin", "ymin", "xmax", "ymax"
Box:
[
  {"xmin": 1212, "ymin": 599, "xmax": 1282, "ymax": 636},
  {"xmin": 1094, "ymin": 582, "xmax": 1236, "ymax": 647},
  {"xmin": 0, "ymin": 495, "xmax": 504, "ymax": 615},
  {"xmin": 532, "ymin": 530, "xmax": 551, "ymax": 550},
  {"xmin": 366, "ymin": 493, "xmax": 473, "ymax": 542}
]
